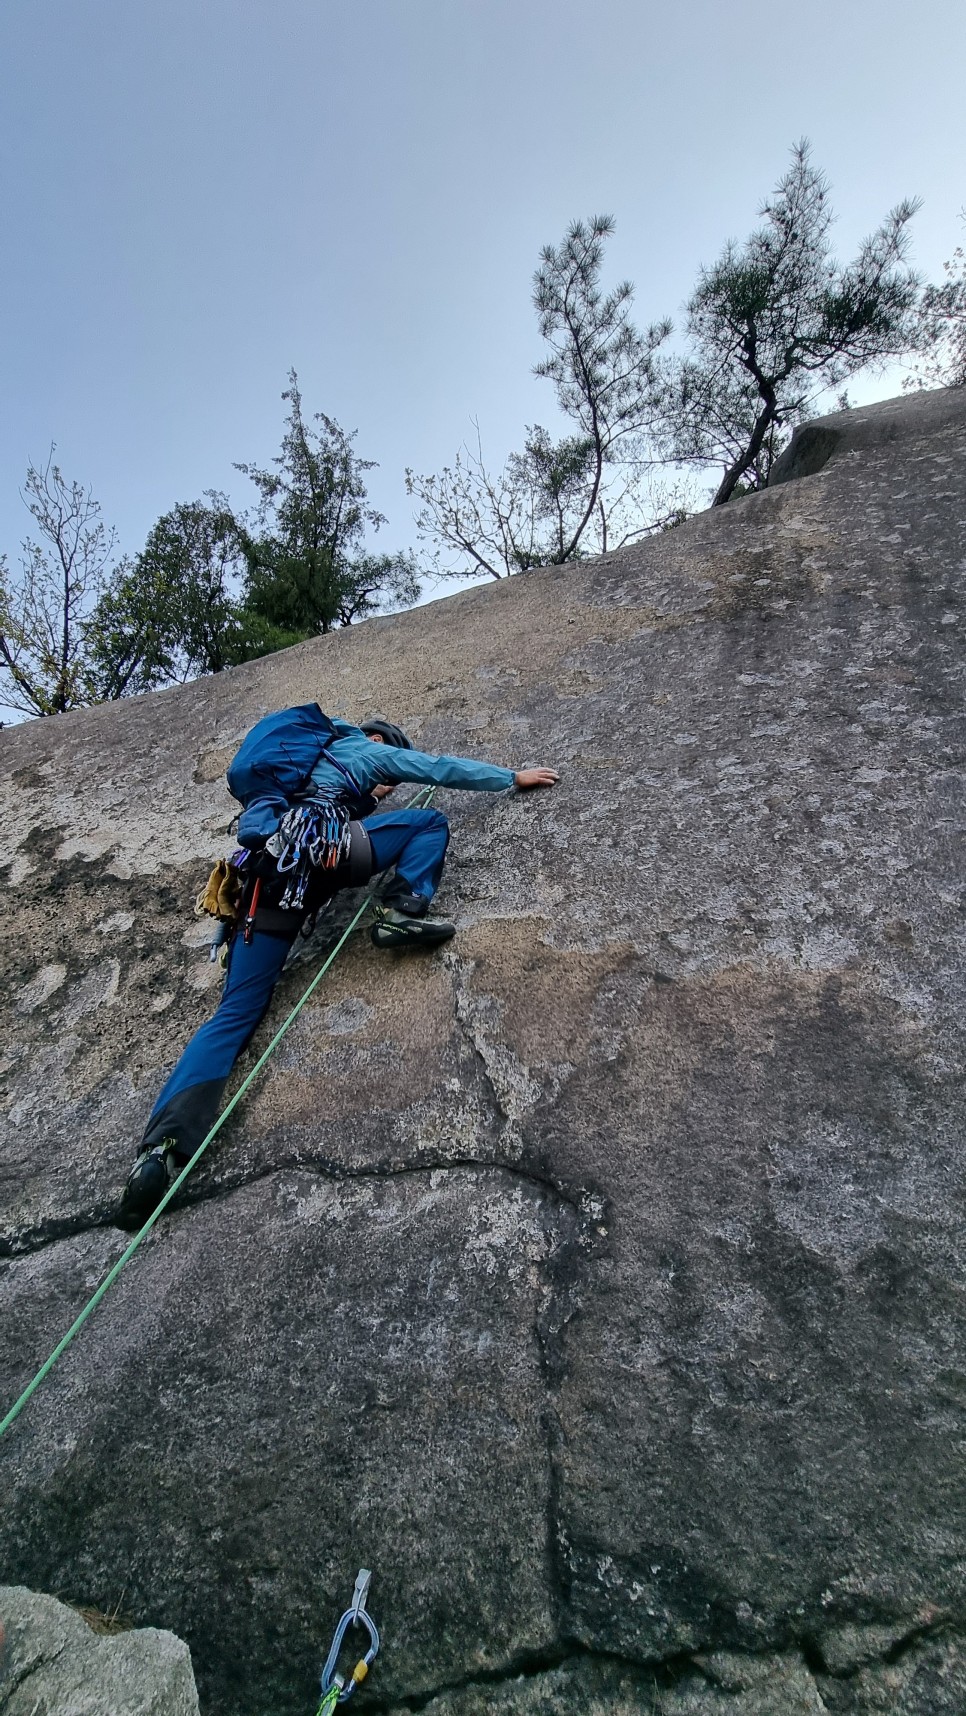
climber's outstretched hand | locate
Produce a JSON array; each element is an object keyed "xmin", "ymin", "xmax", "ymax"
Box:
[{"xmin": 514, "ymin": 768, "xmax": 559, "ymax": 790}]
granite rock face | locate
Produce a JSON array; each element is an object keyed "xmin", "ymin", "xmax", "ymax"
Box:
[
  {"xmin": 0, "ymin": 1585, "xmax": 199, "ymax": 1715},
  {"xmin": 1, "ymin": 386, "xmax": 965, "ymax": 1715}
]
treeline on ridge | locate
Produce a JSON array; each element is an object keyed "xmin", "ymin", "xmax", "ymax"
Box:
[{"xmin": 1, "ymin": 142, "xmax": 963, "ymax": 721}]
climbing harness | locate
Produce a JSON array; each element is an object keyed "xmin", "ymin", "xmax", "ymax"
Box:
[
  {"xmin": 0, "ymin": 790, "xmax": 436, "ymax": 1441},
  {"xmin": 315, "ymin": 1569, "xmax": 380, "ymax": 1711}
]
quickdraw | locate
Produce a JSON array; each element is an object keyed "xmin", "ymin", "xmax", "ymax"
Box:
[
  {"xmin": 268, "ymin": 802, "xmax": 353, "ymax": 912},
  {"xmin": 315, "ymin": 1569, "xmax": 380, "ymax": 1711}
]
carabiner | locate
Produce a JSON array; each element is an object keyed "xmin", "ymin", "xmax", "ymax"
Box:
[
  {"xmin": 275, "ymin": 838, "xmax": 303, "ymax": 873},
  {"xmin": 319, "ymin": 1570, "xmax": 380, "ymax": 1703}
]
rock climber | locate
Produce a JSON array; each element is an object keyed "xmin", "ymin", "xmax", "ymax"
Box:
[{"xmin": 117, "ymin": 715, "xmax": 558, "ymax": 1227}]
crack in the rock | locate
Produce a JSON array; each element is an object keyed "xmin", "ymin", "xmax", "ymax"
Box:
[
  {"xmin": 441, "ymin": 940, "xmax": 602, "ymax": 1653},
  {"xmin": 446, "ymin": 964, "xmax": 516, "ymax": 1137},
  {"xmin": 373, "ymin": 1618, "xmax": 966, "ymax": 1713},
  {"xmin": 531, "ymin": 1202, "xmax": 594, "ymax": 1644},
  {"xmin": 2, "ymin": 943, "xmax": 600, "ymax": 1267},
  {"xmin": 802, "ymin": 1614, "xmax": 964, "ymax": 1682},
  {"xmin": 0, "ymin": 1655, "xmax": 45, "ymax": 1706},
  {"xmin": 0, "ymin": 1633, "xmax": 73, "ymax": 1706},
  {"xmin": 881, "ymin": 1617, "xmax": 953, "ymax": 1667},
  {"xmin": 0, "ymin": 1150, "xmax": 598, "ymax": 1263},
  {"xmin": 798, "ymin": 1633, "xmax": 829, "ymax": 1679},
  {"xmin": 444, "ymin": 950, "xmax": 555, "ymax": 1148},
  {"xmin": 442, "ymin": 1007, "xmax": 606, "ymax": 1672},
  {"xmin": 0, "ymin": 1206, "xmax": 116, "ymax": 1262},
  {"xmin": 366, "ymin": 1639, "xmax": 673, "ymax": 1713}
]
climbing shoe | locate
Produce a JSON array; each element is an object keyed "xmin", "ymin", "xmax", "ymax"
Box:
[
  {"xmin": 115, "ymin": 1141, "xmax": 182, "ymax": 1231},
  {"xmin": 379, "ymin": 886, "xmax": 429, "ymax": 918},
  {"xmin": 370, "ymin": 907, "xmax": 456, "ymax": 949}
]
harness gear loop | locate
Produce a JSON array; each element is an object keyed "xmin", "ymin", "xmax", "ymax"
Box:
[{"xmin": 319, "ymin": 1568, "xmax": 380, "ymax": 1706}]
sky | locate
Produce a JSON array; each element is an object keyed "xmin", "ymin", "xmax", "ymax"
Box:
[{"xmin": 1, "ymin": 0, "xmax": 964, "ymax": 604}]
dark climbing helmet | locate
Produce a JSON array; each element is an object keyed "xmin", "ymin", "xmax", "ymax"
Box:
[{"xmin": 361, "ymin": 719, "xmax": 413, "ymax": 750}]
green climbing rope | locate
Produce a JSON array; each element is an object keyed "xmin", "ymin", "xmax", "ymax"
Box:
[{"xmin": 0, "ymin": 791, "xmax": 435, "ymax": 1441}]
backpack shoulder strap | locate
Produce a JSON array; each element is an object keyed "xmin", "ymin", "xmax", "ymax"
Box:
[{"xmin": 317, "ymin": 746, "xmax": 362, "ymax": 800}]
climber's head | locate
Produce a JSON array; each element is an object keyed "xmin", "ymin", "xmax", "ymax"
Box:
[{"xmin": 361, "ymin": 719, "xmax": 413, "ymax": 750}]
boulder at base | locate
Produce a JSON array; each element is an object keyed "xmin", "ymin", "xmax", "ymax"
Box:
[{"xmin": 0, "ymin": 1585, "xmax": 199, "ymax": 1715}]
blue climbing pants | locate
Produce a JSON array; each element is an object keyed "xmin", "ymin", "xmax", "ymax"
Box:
[
  {"xmin": 363, "ymin": 805, "xmax": 450, "ymax": 902},
  {"xmin": 140, "ymin": 806, "xmax": 450, "ymax": 1161}
]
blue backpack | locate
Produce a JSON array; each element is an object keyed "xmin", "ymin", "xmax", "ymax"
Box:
[{"xmin": 227, "ymin": 703, "xmax": 357, "ymax": 847}]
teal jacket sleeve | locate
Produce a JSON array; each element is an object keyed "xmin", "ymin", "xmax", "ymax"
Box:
[
  {"xmin": 309, "ymin": 730, "xmax": 516, "ymax": 797},
  {"xmin": 370, "ymin": 746, "xmax": 515, "ymax": 793}
]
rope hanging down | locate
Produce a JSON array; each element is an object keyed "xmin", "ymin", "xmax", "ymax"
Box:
[{"xmin": 0, "ymin": 790, "xmax": 436, "ymax": 1441}]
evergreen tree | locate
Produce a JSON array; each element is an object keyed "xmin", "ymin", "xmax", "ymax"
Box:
[
  {"xmin": 407, "ymin": 217, "xmax": 672, "ymax": 578},
  {"xmin": 237, "ymin": 372, "xmax": 418, "ymax": 633},
  {"xmin": 86, "ymin": 379, "xmax": 420, "ymax": 700},
  {"xmin": 662, "ymin": 142, "xmax": 923, "ymax": 504},
  {"xmin": 88, "ymin": 498, "xmax": 249, "ymax": 697}
]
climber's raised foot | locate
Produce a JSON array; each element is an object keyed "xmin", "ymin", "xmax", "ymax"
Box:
[{"xmin": 370, "ymin": 906, "xmax": 456, "ymax": 949}]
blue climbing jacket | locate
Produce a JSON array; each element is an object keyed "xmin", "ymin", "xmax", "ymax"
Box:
[
  {"xmin": 228, "ymin": 704, "xmax": 517, "ymax": 848},
  {"xmin": 310, "ymin": 721, "xmax": 515, "ymax": 798}
]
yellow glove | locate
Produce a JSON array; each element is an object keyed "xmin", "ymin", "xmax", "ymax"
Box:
[
  {"xmin": 216, "ymin": 863, "xmax": 244, "ymax": 920},
  {"xmin": 195, "ymin": 859, "xmax": 244, "ymax": 922}
]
